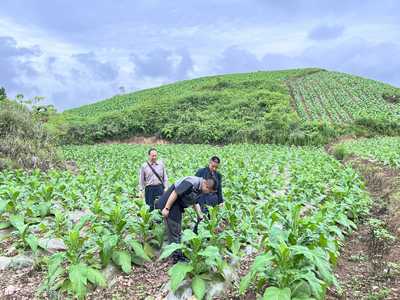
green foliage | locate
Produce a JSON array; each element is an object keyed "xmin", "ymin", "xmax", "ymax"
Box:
[
  {"xmin": 0, "ymin": 86, "xmax": 6, "ymax": 100},
  {"xmin": 51, "ymin": 68, "xmax": 348, "ymax": 145},
  {"xmin": 0, "ymin": 97, "xmax": 61, "ymax": 170},
  {"xmin": 338, "ymin": 137, "xmax": 400, "ymax": 168},
  {"xmin": 2, "ymin": 143, "xmax": 371, "ymax": 299},
  {"xmin": 333, "ymin": 145, "xmax": 348, "ymax": 161},
  {"xmin": 48, "ymin": 68, "xmax": 400, "ymax": 145}
]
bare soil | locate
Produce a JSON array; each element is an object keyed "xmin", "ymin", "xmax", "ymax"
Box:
[
  {"xmin": 102, "ymin": 136, "xmax": 170, "ymax": 145},
  {"xmin": 326, "ymin": 148, "xmax": 400, "ymax": 300}
]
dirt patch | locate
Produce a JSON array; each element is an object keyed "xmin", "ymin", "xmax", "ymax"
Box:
[
  {"xmin": 0, "ymin": 259, "xmax": 172, "ymax": 300},
  {"xmin": 214, "ymin": 251, "xmax": 259, "ymax": 300},
  {"xmin": 324, "ymin": 135, "xmax": 356, "ymax": 155},
  {"xmin": 326, "ymin": 149, "xmax": 400, "ymax": 300},
  {"xmin": 102, "ymin": 136, "xmax": 170, "ymax": 145},
  {"xmin": 0, "ymin": 266, "xmax": 45, "ymax": 299},
  {"xmin": 87, "ymin": 260, "xmax": 172, "ymax": 300}
]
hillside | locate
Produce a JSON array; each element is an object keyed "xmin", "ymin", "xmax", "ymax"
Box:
[{"xmin": 52, "ymin": 68, "xmax": 400, "ymax": 145}]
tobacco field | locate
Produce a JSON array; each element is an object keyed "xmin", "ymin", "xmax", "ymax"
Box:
[{"xmin": 0, "ymin": 144, "xmax": 371, "ymax": 299}]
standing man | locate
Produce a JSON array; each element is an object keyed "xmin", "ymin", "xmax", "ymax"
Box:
[
  {"xmin": 138, "ymin": 148, "xmax": 168, "ymax": 211},
  {"xmin": 155, "ymin": 176, "xmax": 216, "ymax": 262},
  {"xmin": 195, "ymin": 156, "xmax": 224, "ymax": 211}
]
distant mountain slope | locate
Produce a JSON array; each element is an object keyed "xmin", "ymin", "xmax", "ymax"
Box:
[{"xmin": 51, "ymin": 68, "xmax": 400, "ymax": 145}]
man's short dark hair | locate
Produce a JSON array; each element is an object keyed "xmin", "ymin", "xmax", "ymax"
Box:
[
  {"xmin": 205, "ymin": 176, "xmax": 217, "ymax": 191},
  {"xmin": 210, "ymin": 156, "xmax": 220, "ymax": 164},
  {"xmin": 148, "ymin": 148, "xmax": 157, "ymax": 155}
]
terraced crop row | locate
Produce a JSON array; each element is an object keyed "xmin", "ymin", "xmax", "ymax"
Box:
[
  {"xmin": 289, "ymin": 71, "xmax": 400, "ymax": 123},
  {"xmin": 338, "ymin": 137, "xmax": 400, "ymax": 168}
]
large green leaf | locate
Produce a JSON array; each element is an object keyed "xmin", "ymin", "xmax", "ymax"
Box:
[
  {"xmin": 144, "ymin": 242, "xmax": 155, "ymax": 258},
  {"xmin": 0, "ymin": 200, "xmax": 10, "ymax": 213},
  {"xmin": 9, "ymin": 214, "xmax": 25, "ymax": 231},
  {"xmin": 25, "ymin": 234, "xmax": 38, "ymax": 253},
  {"xmin": 198, "ymin": 246, "xmax": 221, "ymax": 268},
  {"xmin": 47, "ymin": 253, "xmax": 66, "ymax": 286},
  {"xmin": 291, "ymin": 246, "xmax": 336, "ymax": 285},
  {"xmin": 68, "ymin": 263, "xmax": 88, "ymax": 300},
  {"xmin": 126, "ymin": 238, "xmax": 151, "ymax": 262},
  {"xmin": 112, "ymin": 250, "xmax": 132, "ymax": 273},
  {"xmin": 100, "ymin": 235, "xmax": 118, "ymax": 267},
  {"xmin": 262, "ymin": 287, "xmax": 291, "ymax": 300},
  {"xmin": 0, "ymin": 222, "xmax": 11, "ymax": 229},
  {"xmin": 168, "ymin": 262, "xmax": 193, "ymax": 292},
  {"xmin": 192, "ymin": 275, "xmax": 206, "ymax": 300},
  {"xmin": 86, "ymin": 267, "xmax": 107, "ymax": 287},
  {"xmin": 239, "ymin": 272, "xmax": 252, "ymax": 295},
  {"xmin": 291, "ymin": 280, "xmax": 312, "ymax": 298},
  {"xmin": 294, "ymin": 271, "xmax": 325, "ymax": 299},
  {"xmin": 159, "ymin": 243, "xmax": 183, "ymax": 261},
  {"xmin": 181, "ymin": 229, "xmax": 198, "ymax": 243},
  {"xmin": 239, "ymin": 252, "xmax": 274, "ymax": 294}
]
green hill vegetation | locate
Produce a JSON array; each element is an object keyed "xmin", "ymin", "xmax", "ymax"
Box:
[
  {"xmin": 0, "ymin": 97, "xmax": 60, "ymax": 170},
  {"xmin": 50, "ymin": 68, "xmax": 400, "ymax": 145}
]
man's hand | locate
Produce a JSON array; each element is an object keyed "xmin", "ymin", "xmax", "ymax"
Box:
[
  {"xmin": 162, "ymin": 207, "xmax": 170, "ymax": 218},
  {"xmin": 138, "ymin": 191, "xmax": 144, "ymax": 199}
]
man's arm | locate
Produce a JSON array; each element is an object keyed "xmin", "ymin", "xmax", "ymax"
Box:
[
  {"xmin": 195, "ymin": 168, "xmax": 204, "ymax": 178},
  {"xmin": 162, "ymin": 190, "xmax": 178, "ymax": 218},
  {"xmin": 138, "ymin": 166, "xmax": 145, "ymax": 197},
  {"xmin": 162, "ymin": 163, "xmax": 169, "ymax": 190},
  {"xmin": 217, "ymin": 173, "xmax": 224, "ymax": 204},
  {"xmin": 193, "ymin": 203, "xmax": 203, "ymax": 220}
]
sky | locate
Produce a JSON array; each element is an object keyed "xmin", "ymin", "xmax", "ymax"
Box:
[{"xmin": 0, "ymin": 0, "xmax": 399, "ymax": 111}]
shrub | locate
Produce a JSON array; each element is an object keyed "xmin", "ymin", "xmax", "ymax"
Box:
[{"xmin": 0, "ymin": 98, "xmax": 61, "ymax": 170}]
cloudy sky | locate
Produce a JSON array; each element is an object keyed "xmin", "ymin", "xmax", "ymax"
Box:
[{"xmin": 1, "ymin": 0, "xmax": 399, "ymax": 111}]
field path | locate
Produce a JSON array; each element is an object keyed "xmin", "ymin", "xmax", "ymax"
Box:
[{"xmin": 325, "ymin": 137, "xmax": 400, "ymax": 300}]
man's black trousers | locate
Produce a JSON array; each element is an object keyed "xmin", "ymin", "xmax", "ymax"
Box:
[
  {"xmin": 155, "ymin": 185, "xmax": 184, "ymax": 244},
  {"xmin": 145, "ymin": 184, "xmax": 164, "ymax": 211}
]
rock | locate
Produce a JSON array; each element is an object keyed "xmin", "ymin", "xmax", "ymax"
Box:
[
  {"xmin": 163, "ymin": 265, "xmax": 238, "ymax": 300},
  {"xmin": 0, "ymin": 228, "xmax": 13, "ymax": 241},
  {"xmin": 165, "ymin": 279, "xmax": 192, "ymax": 300},
  {"xmin": 39, "ymin": 238, "xmax": 67, "ymax": 253},
  {"xmin": 244, "ymin": 245, "xmax": 257, "ymax": 255},
  {"xmin": 4, "ymin": 285, "xmax": 17, "ymax": 296},
  {"xmin": 69, "ymin": 209, "xmax": 91, "ymax": 223},
  {"xmin": 9, "ymin": 255, "xmax": 34, "ymax": 269},
  {"xmin": 0, "ymin": 255, "xmax": 34, "ymax": 270},
  {"xmin": 102, "ymin": 263, "xmax": 120, "ymax": 287},
  {"xmin": 0, "ymin": 256, "xmax": 12, "ymax": 270},
  {"xmin": 300, "ymin": 203, "xmax": 315, "ymax": 217}
]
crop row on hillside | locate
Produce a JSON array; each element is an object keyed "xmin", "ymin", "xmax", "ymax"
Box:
[
  {"xmin": 0, "ymin": 144, "xmax": 370, "ymax": 299},
  {"xmin": 288, "ymin": 71, "xmax": 400, "ymax": 123},
  {"xmin": 337, "ymin": 137, "xmax": 400, "ymax": 168}
]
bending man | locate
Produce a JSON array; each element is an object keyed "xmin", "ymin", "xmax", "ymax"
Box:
[{"xmin": 155, "ymin": 176, "xmax": 216, "ymax": 262}]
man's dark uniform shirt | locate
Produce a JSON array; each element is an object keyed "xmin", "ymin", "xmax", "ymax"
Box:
[
  {"xmin": 195, "ymin": 167, "xmax": 223, "ymax": 207},
  {"xmin": 155, "ymin": 176, "xmax": 204, "ymax": 245}
]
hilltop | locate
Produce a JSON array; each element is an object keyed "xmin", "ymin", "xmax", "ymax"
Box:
[{"xmin": 50, "ymin": 68, "xmax": 400, "ymax": 145}]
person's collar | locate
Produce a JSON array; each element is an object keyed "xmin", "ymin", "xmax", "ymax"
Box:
[{"xmin": 149, "ymin": 160, "xmax": 158, "ymax": 165}]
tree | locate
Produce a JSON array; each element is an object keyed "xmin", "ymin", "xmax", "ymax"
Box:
[{"xmin": 0, "ymin": 87, "xmax": 6, "ymax": 100}]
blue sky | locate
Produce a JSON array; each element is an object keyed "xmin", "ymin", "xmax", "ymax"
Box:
[{"xmin": 0, "ymin": 0, "xmax": 399, "ymax": 110}]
